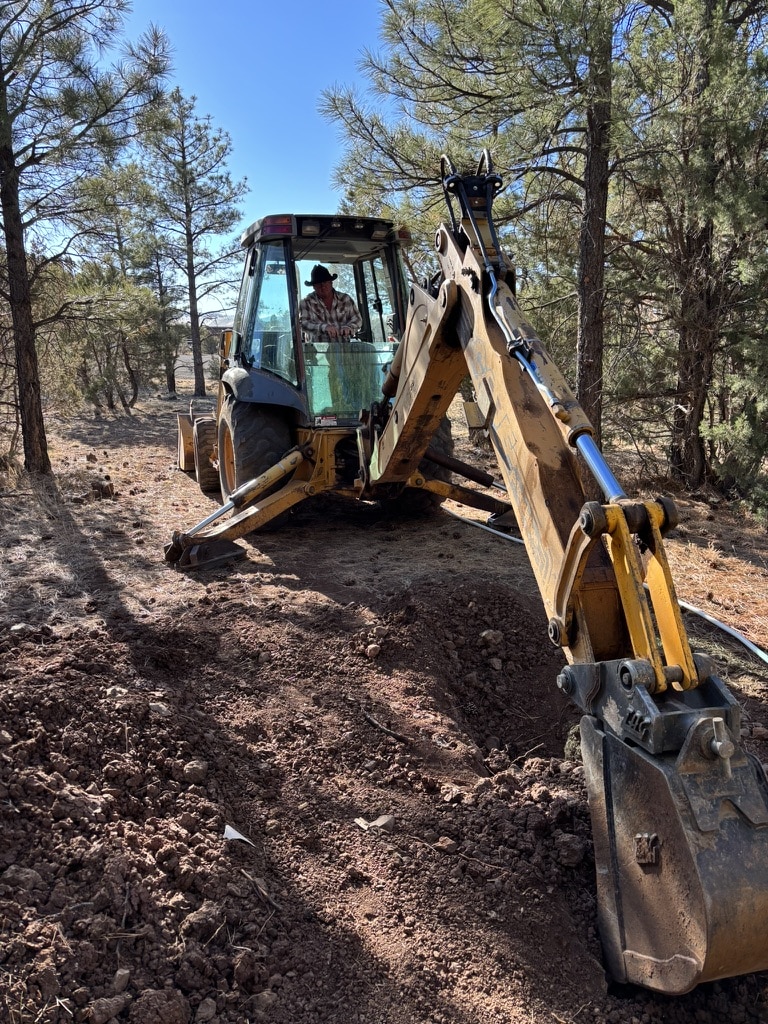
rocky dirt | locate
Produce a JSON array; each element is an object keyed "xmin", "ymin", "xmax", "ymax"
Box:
[{"xmin": 1, "ymin": 390, "xmax": 768, "ymax": 1024}]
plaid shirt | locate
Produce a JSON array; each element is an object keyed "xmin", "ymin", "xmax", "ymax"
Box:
[{"xmin": 299, "ymin": 289, "xmax": 363, "ymax": 338}]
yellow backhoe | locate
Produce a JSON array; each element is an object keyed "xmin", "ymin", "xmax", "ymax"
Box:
[{"xmin": 165, "ymin": 154, "xmax": 768, "ymax": 994}]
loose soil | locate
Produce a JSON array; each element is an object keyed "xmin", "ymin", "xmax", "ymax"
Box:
[{"xmin": 2, "ymin": 389, "xmax": 768, "ymax": 1024}]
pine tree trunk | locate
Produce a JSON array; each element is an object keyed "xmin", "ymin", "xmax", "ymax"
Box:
[
  {"xmin": 670, "ymin": 225, "xmax": 716, "ymax": 487},
  {"xmin": 576, "ymin": 36, "xmax": 611, "ymax": 448},
  {"xmin": 187, "ymin": 245, "xmax": 205, "ymax": 397},
  {"xmin": 184, "ymin": 184, "xmax": 205, "ymax": 397},
  {"xmin": 0, "ymin": 141, "xmax": 51, "ymax": 474},
  {"xmin": 121, "ymin": 339, "xmax": 139, "ymax": 408},
  {"xmin": 669, "ymin": 0, "xmax": 718, "ymax": 488}
]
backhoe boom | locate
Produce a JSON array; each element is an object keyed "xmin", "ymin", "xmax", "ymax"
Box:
[{"xmin": 367, "ymin": 153, "xmax": 768, "ymax": 993}]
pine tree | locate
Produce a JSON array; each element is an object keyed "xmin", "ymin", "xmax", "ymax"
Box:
[
  {"xmin": 0, "ymin": 0, "xmax": 169, "ymax": 471},
  {"xmin": 139, "ymin": 89, "xmax": 247, "ymax": 398}
]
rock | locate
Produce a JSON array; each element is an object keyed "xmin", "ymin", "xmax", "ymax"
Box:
[
  {"xmin": 233, "ymin": 950, "xmax": 262, "ymax": 992},
  {"xmin": 365, "ymin": 643, "xmax": 381, "ymax": 659},
  {"xmin": 530, "ymin": 782, "xmax": 552, "ymax": 802},
  {"xmin": 433, "ymin": 836, "xmax": 458, "ymax": 854},
  {"xmin": 441, "ymin": 784, "xmax": 464, "ymax": 803},
  {"xmin": 149, "ymin": 702, "xmax": 172, "ymax": 717},
  {"xmin": 480, "ymin": 628, "xmax": 504, "ymax": 646},
  {"xmin": 195, "ymin": 997, "xmax": 217, "ymax": 1022},
  {"xmin": 90, "ymin": 993, "xmax": 131, "ymax": 1024},
  {"xmin": 113, "ymin": 968, "xmax": 131, "ymax": 994},
  {"xmin": 564, "ymin": 725, "xmax": 582, "ymax": 761},
  {"xmin": 33, "ymin": 965, "xmax": 60, "ymax": 1001},
  {"xmin": 91, "ymin": 477, "xmax": 115, "ymax": 499},
  {"xmin": 252, "ymin": 990, "xmax": 279, "ymax": 1011},
  {"xmin": 489, "ymin": 769, "xmax": 519, "ymax": 793},
  {"xmin": 486, "ymin": 749, "xmax": 512, "ymax": 773},
  {"xmin": 180, "ymin": 902, "xmax": 222, "ymax": 942},
  {"xmin": 183, "ymin": 759, "xmax": 209, "ymax": 784},
  {"xmin": 1, "ymin": 864, "xmax": 44, "ymax": 890},
  {"xmin": 554, "ymin": 832, "xmax": 586, "ymax": 867},
  {"xmin": 128, "ymin": 988, "xmax": 190, "ymax": 1024},
  {"xmin": 369, "ymin": 814, "xmax": 395, "ymax": 833}
]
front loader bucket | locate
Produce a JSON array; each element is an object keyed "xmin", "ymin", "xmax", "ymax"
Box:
[
  {"xmin": 177, "ymin": 411, "xmax": 195, "ymax": 471},
  {"xmin": 581, "ymin": 714, "xmax": 768, "ymax": 994},
  {"xmin": 168, "ymin": 537, "xmax": 246, "ymax": 571}
]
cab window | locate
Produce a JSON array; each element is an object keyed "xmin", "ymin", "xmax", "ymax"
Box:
[
  {"xmin": 242, "ymin": 242, "xmax": 297, "ymax": 386},
  {"xmin": 361, "ymin": 255, "xmax": 398, "ymax": 344}
]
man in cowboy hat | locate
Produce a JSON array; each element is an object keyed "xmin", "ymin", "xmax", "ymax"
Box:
[{"xmin": 299, "ymin": 264, "xmax": 362, "ymax": 341}]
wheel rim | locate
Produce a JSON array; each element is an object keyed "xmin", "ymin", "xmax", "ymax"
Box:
[{"xmin": 220, "ymin": 426, "xmax": 237, "ymax": 494}]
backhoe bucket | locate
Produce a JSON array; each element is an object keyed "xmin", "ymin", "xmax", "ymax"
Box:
[{"xmin": 581, "ymin": 714, "xmax": 768, "ymax": 994}]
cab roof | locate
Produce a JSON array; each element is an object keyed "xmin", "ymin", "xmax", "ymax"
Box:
[{"xmin": 240, "ymin": 214, "xmax": 408, "ymax": 261}]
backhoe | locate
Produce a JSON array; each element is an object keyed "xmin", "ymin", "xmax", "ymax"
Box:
[{"xmin": 165, "ymin": 155, "xmax": 768, "ymax": 994}]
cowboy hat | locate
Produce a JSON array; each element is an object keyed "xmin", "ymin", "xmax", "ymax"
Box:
[{"xmin": 305, "ymin": 264, "xmax": 338, "ymax": 286}]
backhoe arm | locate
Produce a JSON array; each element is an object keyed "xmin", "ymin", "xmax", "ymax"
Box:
[
  {"xmin": 371, "ymin": 158, "xmax": 692, "ymax": 685},
  {"xmin": 370, "ymin": 154, "xmax": 768, "ymax": 994}
]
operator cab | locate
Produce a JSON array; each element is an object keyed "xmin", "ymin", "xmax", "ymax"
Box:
[{"xmin": 228, "ymin": 214, "xmax": 411, "ymax": 427}]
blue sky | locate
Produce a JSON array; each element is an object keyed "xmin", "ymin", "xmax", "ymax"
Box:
[{"xmin": 124, "ymin": 0, "xmax": 385, "ymax": 229}]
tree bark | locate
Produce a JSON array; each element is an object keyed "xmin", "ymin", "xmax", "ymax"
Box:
[
  {"xmin": 156, "ymin": 258, "xmax": 178, "ymax": 395},
  {"xmin": 576, "ymin": 33, "xmax": 612, "ymax": 448},
  {"xmin": 121, "ymin": 338, "xmax": 139, "ymax": 408},
  {"xmin": 186, "ymin": 227, "xmax": 205, "ymax": 397},
  {"xmin": 669, "ymin": 0, "xmax": 718, "ymax": 487},
  {"xmin": 670, "ymin": 224, "xmax": 717, "ymax": 487},
  {"xmin": 0, "ymin": 139, "xmax": 51, "ymax": 473},
  {"xmin": 164, "ymin": 359, "xmax": 177, "ymax": 395}
]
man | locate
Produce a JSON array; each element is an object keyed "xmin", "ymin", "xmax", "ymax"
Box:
[{"xmin": 299, "ymin": 264, "xmax": 362, "ymax": 340}]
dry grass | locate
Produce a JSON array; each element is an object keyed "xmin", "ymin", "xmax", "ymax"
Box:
[{"xmin": 663, "ymin": 500, "xmax": 768, "ymax": 652}]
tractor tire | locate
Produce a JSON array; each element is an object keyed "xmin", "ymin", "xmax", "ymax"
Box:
[
  {"xmin": 193, "ymin": 417, "xmax": 220, "ymax": 495},
  {"xmin": 218, "ymin": 396, "xmax": 293, "ymax": 500},
  {"xmin": 420, "ymin": 414, "xmax": 455, "ymax": 490}
]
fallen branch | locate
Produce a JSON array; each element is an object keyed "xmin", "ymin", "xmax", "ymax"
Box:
[{"xmin": 363, "ymin": 710, "xmax": 410, "ymax": 744}]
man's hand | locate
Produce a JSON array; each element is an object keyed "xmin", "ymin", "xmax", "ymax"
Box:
[{"xmin": 325, "ymin": 325, "xmax": 354, "ymax": 340}]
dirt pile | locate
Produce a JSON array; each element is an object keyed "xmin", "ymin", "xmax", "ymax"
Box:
[{"xmin": 1, "ymin": 397, "xmax": 768, "ymax": 1023}]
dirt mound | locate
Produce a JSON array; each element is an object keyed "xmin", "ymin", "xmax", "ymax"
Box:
[{"xmin": 2, "ymin": 397, "xmax": 768, "ymax": 1023}]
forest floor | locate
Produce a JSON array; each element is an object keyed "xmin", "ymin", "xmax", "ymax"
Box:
[{"xmin": 1, "ymin": 384, "xmax": 768, "ymax": 1024}]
